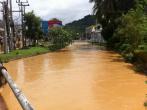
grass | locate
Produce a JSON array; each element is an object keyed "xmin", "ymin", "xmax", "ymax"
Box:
[{"xmin": 0, "ymin": 46, "xmax": 49, "ymax": 63}]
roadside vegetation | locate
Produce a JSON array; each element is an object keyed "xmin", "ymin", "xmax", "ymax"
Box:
[
  {"xmin": 24, "ymin": 11, "xmax": 43, "ymax": 46},
  {"xmin": 64, "ymin": 15, "xmax": 96, "ymax": 40},
  {"xmin": 0, "ymin": 46, "xmax": 49, "ymax": 63},
  {"xmin": 0, "ymin": 12, "xmax": 73, "ymax": 63},
  {"xmin": 90, "ymin": 0, "xmax": 147, "ymax": 73},
  {"xmin": 48, "ymin": 27, "xmax": 73, "ymax": 51}
]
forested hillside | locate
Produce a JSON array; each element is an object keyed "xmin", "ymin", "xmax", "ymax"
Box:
[{"xmin": 65, "ymin": 15, "xmax": 96, "ymax": 34}]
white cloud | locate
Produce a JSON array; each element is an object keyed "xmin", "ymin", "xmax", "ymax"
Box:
[{"xmin": 12, "ymin": 0, "xmax": 93, "ymax": 24}]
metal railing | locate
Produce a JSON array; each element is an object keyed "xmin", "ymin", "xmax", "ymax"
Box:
[{"xmin": 0, "ymin": 63, "xmax": 34, "ymax": 110}]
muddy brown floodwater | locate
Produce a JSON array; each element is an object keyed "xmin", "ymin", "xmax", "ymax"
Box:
[{"xmin": 0, "ymin": 41, "xmax": 146, "ymax": 110}]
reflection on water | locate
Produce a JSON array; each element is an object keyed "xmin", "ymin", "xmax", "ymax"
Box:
[
  {"xmin": 46, "ymin": 50, "xmax": 73, "ymax": 70},
  {"xmin": 0, "ymin": 42, "xmax": 146, "ymax": 110},
  {"xmin": 16, "ymin": 60, "xmax": 25, "ymax": 85},
  {"xmin": 0, "ymin": 94, "xmax": 8, "ymax": 110},
  {"xmin": 23, "ymin": 56, "xmax": 45, "ymax": 82}
]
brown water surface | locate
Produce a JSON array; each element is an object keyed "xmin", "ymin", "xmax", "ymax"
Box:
[{"xmin": 0, "ymin": 42, "xmax": 147, "ymax": 110}]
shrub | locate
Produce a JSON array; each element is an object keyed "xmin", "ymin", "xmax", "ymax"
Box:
[
  {"xmin": 48, "ymin": 28, "xmax": 73, "ymax": 50},
  {"xmin": 119, "ymin": 44, "xmax": 132, "ymax": 53},
  {"xmin": 123, "ymin": 53, "xmax": 134, "ymax": 62},
  {"xmin": 113, "ymin": 4, "xmax": 147, "ymax": 54}
]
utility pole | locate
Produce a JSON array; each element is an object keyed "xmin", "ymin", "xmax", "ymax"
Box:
[
  {"xmin": 9, "ymin": 0, "xmax": 16, "ymax": 50},
  {"xmin": 17, "ymin": 0, "xmax": 29, "ymax": 48},
  {"xmin": 0, "ymin": 0, "xmax": 29, "ymax": 53},
  {"xmin": 20, "ymin": 2, "xmax": 24, "ymax": 47},
  {"xmin": 3, "ymin": 2, "xmax": 9, "ymax": 54},
  {"xmin": 22, "ymin": 4, "xmax": 29, "ymax": 46},
  {"xmin": 5, "ymin": 0, "xmax": 11, "ymax": 52},
  {"xmin": 1, "ymin": 0, "xmax": 17, "ymax": 53},
  {"xmin": 5, "ymin": 1, "xmax": 10, "ymax": 53}
]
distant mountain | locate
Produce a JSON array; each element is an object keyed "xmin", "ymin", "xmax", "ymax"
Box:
[{"xmin": 64, "ymin": 15, "xmax": 96, "ymax": 34}]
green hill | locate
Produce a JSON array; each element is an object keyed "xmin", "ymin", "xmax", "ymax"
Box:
[{"xmin": 64, "ymin": 15, "xmax": 96, "ymax": 34}]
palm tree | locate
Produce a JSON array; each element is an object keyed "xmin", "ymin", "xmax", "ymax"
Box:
[
  {"xmin": 89, "ymin": 0, "xmax": 103, "ymax": 15},
  {"xmin": 90, "ymin": 0, "xmax": 135, "ymax": 17},
  {"xmin": 90, "ymin": 0, "xmax": 117, "ymax": 23},
  {"xmin": 89, "ymin": 0, "xmax": 136, "ymax": 40}
]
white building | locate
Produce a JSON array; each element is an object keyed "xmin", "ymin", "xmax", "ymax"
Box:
[{"xmin": 86, "ymin": 24, "xmax": 105, "ymax": 43}]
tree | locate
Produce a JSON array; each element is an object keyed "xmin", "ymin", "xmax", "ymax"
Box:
[
  {"xmin": 64, "ymin": 15, "xmax": 96, "ymax": 39},
  {"xmin": 48, "ymin": 28, "xmax": 73, "ymax": 50},
  {"xmin": 50, "ymin": 18, "xmax": 60, "ymax": 21},
  {"xmin": 113, "ymin": 3, "xmax": 147, "ymax": 52},
  {"xmin": 89, "ymin": 0, "xmax": 135, "ymax": 41},
  {"xmin": 24, "ymin": 11, "xmax": 42, "ymax": 46}
]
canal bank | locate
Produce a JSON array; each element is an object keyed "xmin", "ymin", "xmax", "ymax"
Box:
[
  {"xmin": 0, "ymin": 46, "xmax": 49, "ymax": 63},
  {"xmin": 0, "ymin": 41, "xmax": 146, "ymax": 110}
]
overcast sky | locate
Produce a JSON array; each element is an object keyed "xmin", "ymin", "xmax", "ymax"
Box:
[{"xmin": 12, "ymin": 0, "xmax": 93, "ymax": 24}]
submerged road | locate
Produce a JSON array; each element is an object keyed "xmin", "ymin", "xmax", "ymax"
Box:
[{"xmin": 0, "ymin": 41, "xmax": 146, "ymax": 110}]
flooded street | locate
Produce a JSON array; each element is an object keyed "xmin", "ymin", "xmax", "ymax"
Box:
[{"xmin": 0, "ymin": 42, "xmax": 147, "ymax": 110}]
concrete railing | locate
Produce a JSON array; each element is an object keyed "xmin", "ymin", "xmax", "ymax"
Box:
[{"xmin": 0, "ymin": 63, "xmax": 34, "ymax": 110}]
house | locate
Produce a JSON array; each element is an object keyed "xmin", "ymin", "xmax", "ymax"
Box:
[
  {"xmin": 48, "ymin": 19, "xmax": 62, "ymax": 29},
  {"xmin": 85, "ymin": 24, "xmax": 105, "ymax": 43},
  {"xmin": 41, "ymin": 19, "xmax": 63, "ymax": 36}
]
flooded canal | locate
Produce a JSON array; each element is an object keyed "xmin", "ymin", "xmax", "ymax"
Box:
[{"xmin": 0, "ymin": 42, "xmax": 147, "ymax": 110}]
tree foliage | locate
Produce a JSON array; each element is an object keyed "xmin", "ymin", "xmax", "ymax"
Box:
[
  {"xmin": 24, "ymin": 11, "xmax": 42, "ymax": 45},
  {"xmin": 89, "ymin": 0, "xmax": 136, "ymax": 41},
  {"xmin": 48, "ymin": 28, "xmax": 73, "ymax": 50},
  {"xmin": 65, "ymin": 15, "xmax": 96, "ymax": 37},
  {"xmin": 90, "ymin": 0, "xmax": 147, "ymax": 66},
  {"xmin": 113, "ymin": 4, "xmax": 147, "ymax": 53}
]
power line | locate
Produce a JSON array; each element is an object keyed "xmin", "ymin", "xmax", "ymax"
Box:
[
  {"xmin": 0, "ymin": 0, "xmax": 29, "ymax": 53},
  {"xmin": 16, "ymin": 0, "xmax": 29, "ymax": 47}
]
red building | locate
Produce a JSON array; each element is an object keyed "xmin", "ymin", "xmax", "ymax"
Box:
[{"xmin": 48, "ymin": 19, "xmax": 62, "ymax": 29}]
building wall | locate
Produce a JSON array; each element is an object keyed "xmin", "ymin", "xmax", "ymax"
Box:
[
  {"xmin": 86, "ymin": 24, "xmax": 105, "ymax": 43},
  {"xmin": 48, "ymin": 20, "xmax": 62, "ymax": 29},
  {"xmin": 41, "ymin": 20, "xmax": 63, "ymax": 35},
  {"xmin": 41, "ymin": 21, "xmax": 49, "ymax": 35}
]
